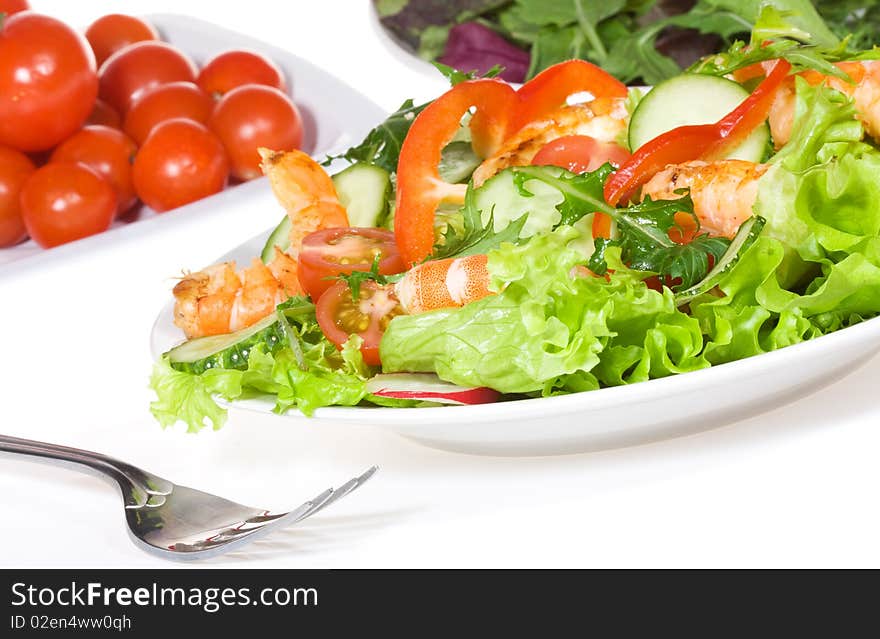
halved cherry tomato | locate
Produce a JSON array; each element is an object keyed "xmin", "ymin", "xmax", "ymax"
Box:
[
  {"xmin": 0, "ymin": 12, "xmax": 98, "ymax": 152},
  {"xmin": 123, "ymin": 81, "xmax": 213, "ymax": 145},
  {"xmin": 532, "ymin": 135, "xmax": 631, "ymax": 174},
  {"xmin": 20, "ymin": 163, "xmax": 116, "ymax": 248},
  {"xmin": 98, "ymin": 41, "xmax": 197, "ymax": 114},
  {"xmin": 316, "ymin": 280, "xmax": 404, "ymax": 366},
  {"xmin": 197, "ymin": 50, "xmax": 286, "ymax": 98},
  {"xmin": 50, "ymin": 125, "xmax": 138, "ymax": 216},
  {"xmin": 87, "ymin": 99, "xmax": 122, "ymax": 129},
  {"xmin": 298, "ymin": 227, "xmax": 405, "ymax": 301},
  {"xmin": 0, "ymin": 145, "xmax": 35, "ymax": 247},
  {"xmin": 512, "ymin": 59, "xmax": 627, "ymax": 134},
  {"xmin": 394, "ymin": 78, "xmax": 518, "ymax": 266},
  {"xmin": 208, "ymin": 85, "xmax": 303, "ymax": 181},
  {"xmin": 132, "ymin": 118, "xmax": 228, "ymax": 212},
  {"xmin": 85, "ymin": 14, "xmax": 158, "ymax": 68},
  {"xmin": 599, "ymin": 58, "xmax": 791, "ymax": 237}
]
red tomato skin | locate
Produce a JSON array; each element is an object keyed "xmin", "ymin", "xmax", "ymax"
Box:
[
  {"xmin": 123, "ymin": 81, "xmax": 213, "ymax": 145},
  {"xmin": 197, "ymin": 50, "xmax": 286, "ymax": 97},
  {"xmin": 208, "ymin": 85, "xmax": 303, "ymax": 181},
  {"xmin": 85, "ymin": 14, "xmax": 158, "ymax": 68},
  {"xmin": 0, "ymin": 0, "xmax": 29, "ymax": 15},
  {"xmin": 132, "ymin": 118, "xmax": 229, "ymax": 212},
  {"xmin": 316, "ymin": 280, "xmax": 390, "ymax": 366},
  {"xmin": 98, "ymin": 41, "xmax": 197, "ymax": 115},
  {"xmin": 0, "ymin": 13, "xmax": 98, "ymax": 152},
  {"xmin": 87, "ymin": 99, "xmax": 123, "ymax": 129},
  {"xmin": 20, "ymin": 163, "xmax": 116, "ymax": 248},
  {"xmin": 0, "ymin": 145, "xmax": 35, "ymax": 246},
  {"xmin": 532, "ymin": 135, "xmax": 631, "ymax": 174},
  {"xmin": 297, "ymin": 227, "xmax": 406, "ymax": 301},
  {"xmin": 50, "ymin": 125, "xmax": 138, "ymax": 216}
]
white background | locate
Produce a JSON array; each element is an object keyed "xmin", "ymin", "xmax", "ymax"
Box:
[{"xmin": 1, "ymin": 0, "xmax": 879, "ymax": 568}]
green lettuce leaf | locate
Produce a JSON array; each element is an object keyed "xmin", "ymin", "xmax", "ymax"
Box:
[{"xmin": 381, "ymin": 226, "xmax": 708, "ymax": 393}]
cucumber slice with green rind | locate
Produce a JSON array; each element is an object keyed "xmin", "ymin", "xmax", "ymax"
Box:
[
  {"xmin": 166, "ymin": 314, "xmax": 285, "ymax": 374},
  {"xmin": 332, "ymin": 162, "xmax": 391, "ymax": 228},
  {"xmin": 674, "ymin": 215, "xmax": 766, "ymax": 307},
  {"xmin": 628, "ymin": 75, "xmax": 770, "ymax": 162},
  {"xmin": 260, "ymin": 215, "xmax": 292, "ymax": 264}
]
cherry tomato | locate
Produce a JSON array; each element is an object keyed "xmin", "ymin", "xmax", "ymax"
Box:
[
  {"xmin": 532, "ymin": 135, "xmax": 631, "ymax": 174},
  {"xmin": 298, "ymin": 227, "xmax": 406, "ymax": 301},
  {"xmin": 197, "ymin": 50, "xmax": 286, "ymax": 98},
  {"xmin": 50, "ymin": 125, "xmax": 138, "ymax": 216},
  {"xmin": 316, "ymin": 280, "xmax": 404, "ymax": 366},
  {"xmin": 0, "ymin": 13, "xmax": 98, "ymax": 152},
  {"xmin": 86, "ymin": 99, "xmax": 122, "ymax": 129},
  {"xmin": 0, "ymin": 146, "xmax": 35, "ymax": 246},
  {"xmin": 122, "ymin": 81, "xmax": 213, "ymax": 146},
  {"xmin": 0, "ymin": 0, "xmax": 29, "ymax": 16},
  {"xmin": 20, "ymin": 163, "xmax": 116, "ymax": 248},
  {"xmin": 208, "ymin": 85, "xmax": 303, "ymax": 181},
  {"xmin": 85, "ymin": 14, "xmax": 158, "ymax": 68},
  {"xmin": 99, "ymin": 41, "xmax": 197, "ymax": 115},
  {"xmin": 132, "ymin": 118, "xmax": 229, "ymax": 212}
]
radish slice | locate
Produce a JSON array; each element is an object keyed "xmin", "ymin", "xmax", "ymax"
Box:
[{"xmin": 366, "ymin": 373, "xmax": 500, "ymax": 405}]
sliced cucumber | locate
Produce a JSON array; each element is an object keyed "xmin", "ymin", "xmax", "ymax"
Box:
[
  {"xmin": 439, "ymin": 140, "xmax": 481, "ymax": 184},
  {"xmin": 260, "ymin": 215, "xmax": 292, "ymax": 263},
  {"xmin": 628, "ymin": 75, "xmax": 770, "ymax": 162},
  {"xmin": 474, "ymin": 166, "xmax": 566, "ymax": 239},
  {"xmin": 674, "ymin": 215, "xmax": 766, "ymax": 307},
  {"xmin": 332, "ymin": 162, "xmax": 391, "ymax": 227},
  {"xmin": 166, "ymin": 314, "xmax": 284, "ymax": 374}
]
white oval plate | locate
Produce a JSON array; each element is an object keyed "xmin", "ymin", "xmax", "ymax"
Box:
[
  {"xmin": 151, "ymin": 223, "xmax": 880, "ymax": 456},
  {"xmin": 0, "ymin": 13, "xmax": 386, "ymax": 271}
]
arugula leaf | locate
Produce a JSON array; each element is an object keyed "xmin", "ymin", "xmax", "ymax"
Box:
[
  {"xmin": 323, "ymin": 99, "xmax": 426, "ymax": 174},
  {"xmin": 432, "ymin": 60, "xmax": 503, "ymax": 84},
  {"xmin": 509, "ymin": 163, "xmax": 614, "ymax": 227},
  {"xmin": 336, "ymin": 254, "xmax": 403, "ymax": 300},
  {"xmin": 432, "ymin": 181, "xmax": 528, "ymax": 260}
]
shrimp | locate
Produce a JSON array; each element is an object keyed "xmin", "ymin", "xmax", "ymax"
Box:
[
  {"xmin": 394, "ymin": 254, "xmax": 494, "ymax": 314},
  {"xmin": 172, "ymin": 149, "xmax": 349, "ymax": 339},
  {"xmin": 769, "ymin": 60, "xmax": 880, "ymax": 149},
  {"xmin": 472, "ymin": 97, "xmax": 628, "ymax": 187},
  {"xmin": 641, "ymin": 160, "xmax": 768, "ymax": 238}
]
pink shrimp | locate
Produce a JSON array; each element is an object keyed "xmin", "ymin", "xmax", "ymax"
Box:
[
  {"xmin": 769, "ymin": 60, "xmax": 880, "ymax": 149},
  {"xmin": 641, "ymin": 159, "xmax": 768, "ymax": 238},
  {"xmin": 394, "ymin": 254, "xmax": 494, "ymax": 314},
  {"xmin": 173, "ymin": 149, "xmax": 348, "ymax": 339}
]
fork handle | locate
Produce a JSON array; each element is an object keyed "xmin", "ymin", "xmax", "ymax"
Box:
[{"xmin": 0, "ymin": 434, "xmax": 171, "ymax": 508}]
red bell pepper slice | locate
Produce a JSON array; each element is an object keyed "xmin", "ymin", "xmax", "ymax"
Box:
[
  {"xmin": 595, "ymin": 59, "xmax": 791, "ymax": 240},
  {"xmin": 394, "ymin": 78, "xmax": 519, "ymax": 265},
  {"xmin": 512, "ymin": 59, "xmax": 628, "ymax": 134}
]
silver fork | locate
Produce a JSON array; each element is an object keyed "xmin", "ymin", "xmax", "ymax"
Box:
[{"xmin": 0, "ymin": 434, "xmax": 377, "ymax": 560}]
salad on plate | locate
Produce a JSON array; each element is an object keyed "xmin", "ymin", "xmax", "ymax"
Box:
[{"xmin": 152, "ymin": 5, "xmax": 880, "ymax": 432}]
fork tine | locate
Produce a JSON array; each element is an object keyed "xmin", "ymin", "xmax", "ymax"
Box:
[{"xmin": 291, "ymin": 465, "xmax": 378, "ymax": 523}]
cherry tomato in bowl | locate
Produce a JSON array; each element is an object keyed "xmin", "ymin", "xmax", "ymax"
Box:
[
  {"xmin": 85, "ymin": 14, "xmax": 158, "ymax": 68},
  {"xmin": 532, "ymin": 135, "xmax": 631, "ymax": 174},
  {"xmin": 0, "ymin": 146, "xmax": 35, "ymax": 247},
  {"xmin": 50, "ymin": 125, "xmax": 138, "ymax": 217},
  {"xmin": 197, "ymin": 50, "xmax": 286, "ymax": 98},
  {"xmin": 123, "ymin": 81, "xmax": 213, "ymax": 145},
  {"xmin": 316, "ymin": 280, "xmax": 404, "ymax": 366},
  {"xmin": 209, "ymin": 85, "xmax": 303, "ymax": 181},
  {"xmin": 0, "ymin": 12, "xmax": 98, "ymax": 152},
  {"xmin": 20, "ymin": 163, "xmax": 117, "ymax": 248},
  {"xmin": 298, "ymin": 227, "xmax": 406, "ymax": 301},
  {"xmin": 98, "ymin": 40, "xmax": 197, "ymax": 114},
  {"xmin": 132, "ymin": 118, "xmax": 229, "ymax": 212},
  {"xmin": 0, "ymin": 0, "xmax": 29, "ymax": 16}
]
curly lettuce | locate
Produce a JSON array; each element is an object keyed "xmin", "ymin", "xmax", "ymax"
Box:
[{"xmin": 380, "ymin": 226, "xmax": 708, "ymax": 394}]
